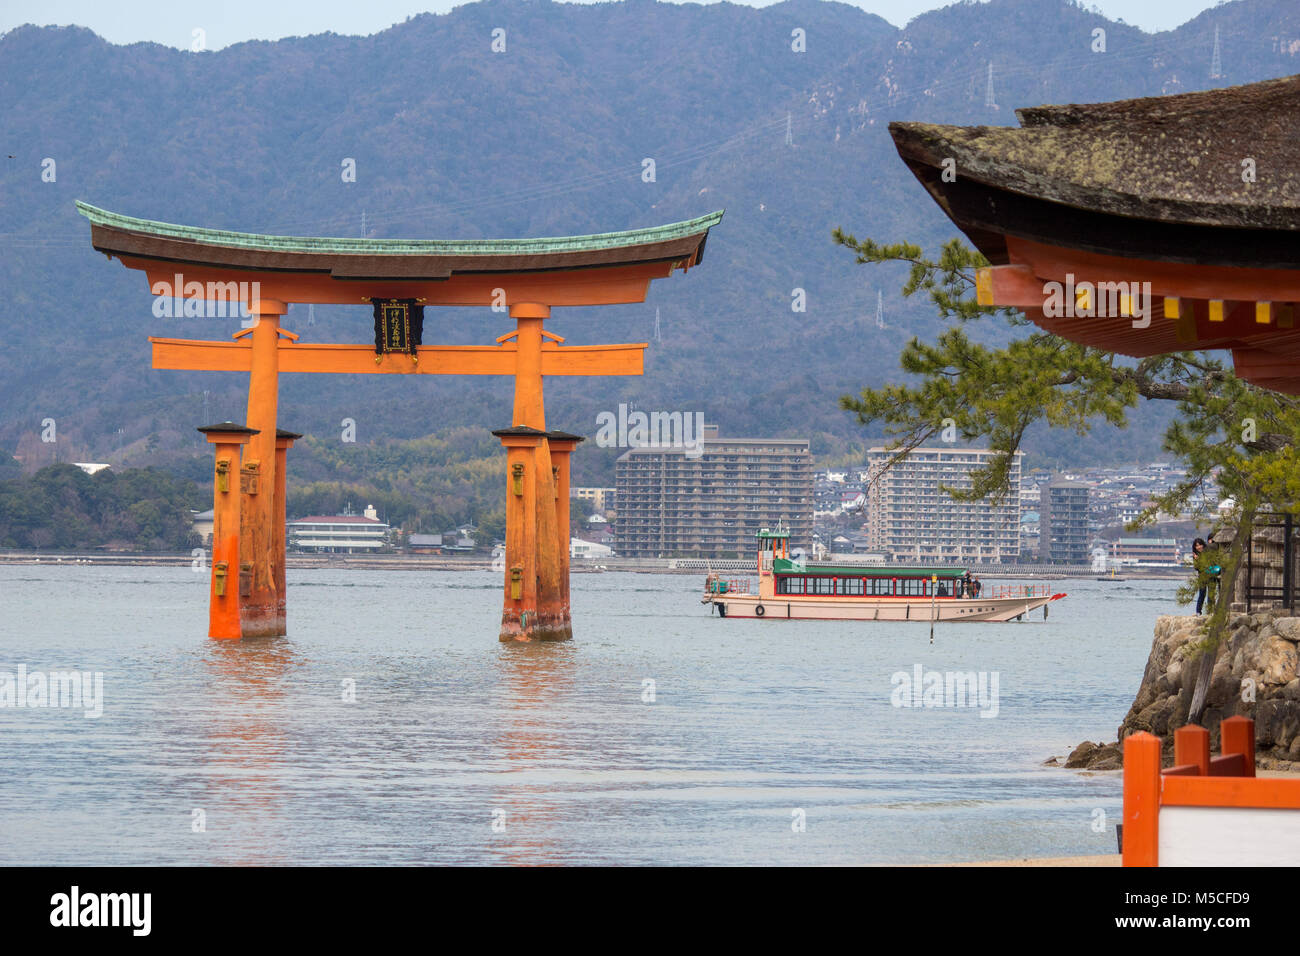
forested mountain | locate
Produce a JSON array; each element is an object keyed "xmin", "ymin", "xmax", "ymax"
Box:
[{"xmin": 3, "ymin": 0, "xmax": 1298, "ymax": 519}]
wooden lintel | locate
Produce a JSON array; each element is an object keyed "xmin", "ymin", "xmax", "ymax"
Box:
[
  {"xmin": 975, "ymin": 264, "xmax": 1039, "ymax": 307},
  {"xmin": 131, "ymin": 259, "xmax": 661, "ymax": 308},
  {"xmin": 149, "ymin": 338, "xmax": 646, "ymax": 376},
  {"xmin": 1005, "ymin": 237, "xmax": 1300, "ymax": 302},
  {"xmin": 977, "ymin": 258, "xmax": 1300, "ymax": 313}
]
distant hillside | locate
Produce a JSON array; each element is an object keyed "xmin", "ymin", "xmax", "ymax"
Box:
[{"xmin": 3, "ymin": 0, "xmax": 1298, "ymax": 489}]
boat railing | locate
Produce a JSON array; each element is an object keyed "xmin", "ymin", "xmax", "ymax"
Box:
[
  {"xmin": 706, "ymin": 577, "xmax": 753, "ymax": 595},
  {"xmin": 986, "ymin": 584, "xmax": 1055, "ymax": 599}
]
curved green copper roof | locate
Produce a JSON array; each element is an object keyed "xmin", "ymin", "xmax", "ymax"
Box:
[{"xmin": 76, "ymin": 201, "xmax": 724, "ymax": 256}]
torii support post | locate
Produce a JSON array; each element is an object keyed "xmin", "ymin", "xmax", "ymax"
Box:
[
  {"xmin": 239, "ymin": 300, "xmax": 287, "ymax": 639},
  {"xmin": 494, "ymin": 302, "xmax": 570, "ymax": 642},
  {"xmin": 493, "ymin": 427, "xmax": 584, "ymax": 641},
  {"xmin": 547, "ymin": 432, "xmax": 584, "ymax": 619},
  {"xmin": 496, "ymin": 427, "xmax": 543, "ymax": 640},
  {"xmin": 274, "ymin": 429, "xmax": 302, "ymax": 636},
  {"xmin": 198, "ymin": 423, "xmax": 258, "ymax": 640}
]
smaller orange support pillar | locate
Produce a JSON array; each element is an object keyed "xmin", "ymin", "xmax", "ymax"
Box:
[
  {"xmin": 1121, "ymin": 731, "xmax": 1162, "ymax": 866},
  {"xmin": 273, "ymin": 429, "xmax": 301, "ymax": 636},
  {"xmin": 547, "ymin": 431, "xmax": 584, "ymax": 631},
  {"xmin": 198, "ymin": 423, "xmax": 258, "ymax": 640}
]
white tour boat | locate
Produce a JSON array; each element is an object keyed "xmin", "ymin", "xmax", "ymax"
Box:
[{"xmin": 702, "ymin": 529, "xmax": 1065, "ymax": 622}]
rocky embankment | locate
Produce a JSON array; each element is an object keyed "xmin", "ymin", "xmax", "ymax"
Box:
[{"xmin": 1056, "ymin": 613, "xmax": 1300, "ymax": 771}]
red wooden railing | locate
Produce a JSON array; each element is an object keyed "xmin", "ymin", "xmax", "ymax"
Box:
[
  {"xmin": 1162, "ymin": 719, "xmax": 1254, "ymax": 778},
  {"xmin": 987, "ymin": 583, "xmax": 1056, "ymax": 599},
  {"xmin": 1121, "ymin": 716, "xmax": 1300, "ymax": 866}
]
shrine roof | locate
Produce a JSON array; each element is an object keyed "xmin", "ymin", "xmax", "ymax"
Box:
[
  {"xmin": 889, "ymin": 74, "xmax": 1300, "ymax": 267},
  {"xmin": 76, "ymin": 202, "xmax": 724, "ymax": 279}
]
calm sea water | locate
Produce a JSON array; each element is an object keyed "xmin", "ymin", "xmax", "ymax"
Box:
[{"xmin": 0, "ymin": 564, "xmax": 1173, "ymax": 865}]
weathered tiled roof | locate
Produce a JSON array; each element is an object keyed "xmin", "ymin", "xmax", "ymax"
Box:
[
  {"xmin": 77, "ymin": 201, "xmax": 725, "ymax": 256},
  {"xmin": 891, "ymin": 73, "xmax": 1300, "ymax": 255},
  {"xmin": 77, "ymin": 201, "xmax": 722, "ymax": 281}
]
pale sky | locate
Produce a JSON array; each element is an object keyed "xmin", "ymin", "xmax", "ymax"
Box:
[{"xmin": 0, "ymin": 0, "xmax": 1234, "ymax": 49}]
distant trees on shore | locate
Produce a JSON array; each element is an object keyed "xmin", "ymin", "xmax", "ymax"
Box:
[{"xmin": 0, "ymin": 463, "xmax": 202, "ymax": 551}]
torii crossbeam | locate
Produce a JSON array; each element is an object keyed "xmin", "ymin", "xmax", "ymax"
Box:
[{"xmin": 79, "ymin": 201, "xmax": 723, "ymax": 642}]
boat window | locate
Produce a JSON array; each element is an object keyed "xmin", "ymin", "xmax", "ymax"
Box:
[
  {"xmin": 776, "ymin": 576, "xmax": 804, "ymax": 595},
  {"xmin": 809, "ymin": 577, "xmax": 834, "ymax": 595},
  {"xmin": 839, "ymin": 577, "xmax": 864, "ymax": 596},
  {"xmin": 898, "ymin": 578, "xmax": 926, "ymax": 597}
]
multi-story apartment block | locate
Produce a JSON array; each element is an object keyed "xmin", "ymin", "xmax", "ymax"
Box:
[
  {"xmin": 614, "ymin": 429, "xmax": 813, "ymax": 558},
  {"xmin": 1040, "ymin": 478, "xmax": 1092, "ymax": 564},
  {"xmin": 864, "ymin": 447, "xmax": 1022, "ymax": 563}
]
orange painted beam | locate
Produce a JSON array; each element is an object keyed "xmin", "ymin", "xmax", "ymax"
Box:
[
  {"xmin": 1005, "ymin": 237, "xmax": 1300, "ymax": 302},
  {"xmin": 975, "ymin": 264, "xmax": 1041, "ymax": 307},
  {"xmin": 149, "ymin": 338, "xmax": 645, "ymax": 376},
  {"xmin": 1161, "ymin": 775, "xmax": 1300, "ymax": 809},
  {"xmin": 1231, "ymin": 347, "xmax": 1300, "ymax": 381},
  {"xmin": 129, "ymin": 258, "xmax": 670, "ymax": 307}
]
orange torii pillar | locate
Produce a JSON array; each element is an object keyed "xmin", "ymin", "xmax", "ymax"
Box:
[
  {"xmin": 198, "ymin": 423, "xmax": 258, "ymax": 639},
  {"xmin": 273, "ymin": 429, "xmax": 301, "ymax": 636},
  {"xmin": 239, "ymin": 299, "xmax": 287, "ymax": 639},
  {"xmin": 494, "ymin": 302, "xmax": 571, "ymax": 642}
]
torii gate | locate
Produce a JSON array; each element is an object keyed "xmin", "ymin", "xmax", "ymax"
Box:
[{"xmin": 78, "ymin": 201, "xmax": 723, "ymax": 642}]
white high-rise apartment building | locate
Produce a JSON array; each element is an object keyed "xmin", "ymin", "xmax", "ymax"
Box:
[{"xmin": 864, "ymin": 447, "xmax": 1022, "ymax": 564}]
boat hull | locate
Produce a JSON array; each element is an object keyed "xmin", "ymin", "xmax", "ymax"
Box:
[{"xmin": 705, "ymin": 593, "xmax": 1057, "ymax": 622}]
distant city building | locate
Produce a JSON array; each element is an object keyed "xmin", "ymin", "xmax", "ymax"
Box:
[
  {"xmin": 572, "ymin": 486, "xmax": 616, "ymax": 514},
  {"xmin": 192, "ymin": 509, "xmax": 214, "ymax": 545},
  {"xmin": 1110, "ymin": 537, "xmax": 1180, "ymax": 566},
  {"xmin": 290, "ymin": 505, "xmax": 389, "ymax": 553},
  {"xmin": 442, "ymin": 527, "xmax": 478, "ymax": 551},
  {"xmin": 571, "ymin": 537, "xmax": 614, "ymax": 560},
  {"xmin": 615, "ymin": 427, "xmax": 813, "ymax": 558},
  {"xmin": 1040, "ymin": 478, "xmax": 1091, "ymax": 563},
  {"xmin": 864, "ymin": 447, "xmax": 1022, "ymax": 564}
]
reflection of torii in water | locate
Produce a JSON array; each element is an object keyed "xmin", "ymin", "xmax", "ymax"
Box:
[{"xmin": 78, "ymin": 201, "xmax": 723, "ymax": 643}]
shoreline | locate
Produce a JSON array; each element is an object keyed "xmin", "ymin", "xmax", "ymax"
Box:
[
  {"xmin": 916, "ymin": 854, "xmax": 1121, "ymax": 867},
  {"xmin": 0, "ymin": 550, "xmax": 1189, "ymax": 579}
]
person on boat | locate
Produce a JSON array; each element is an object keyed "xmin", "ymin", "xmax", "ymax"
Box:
[
  {"xmin": 961, "ymin": 571, "xmax": 972, "ymax": 598},
  {"xmin": 971, "ymin": 575, "xmax": 982, "ymax": 598}
]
